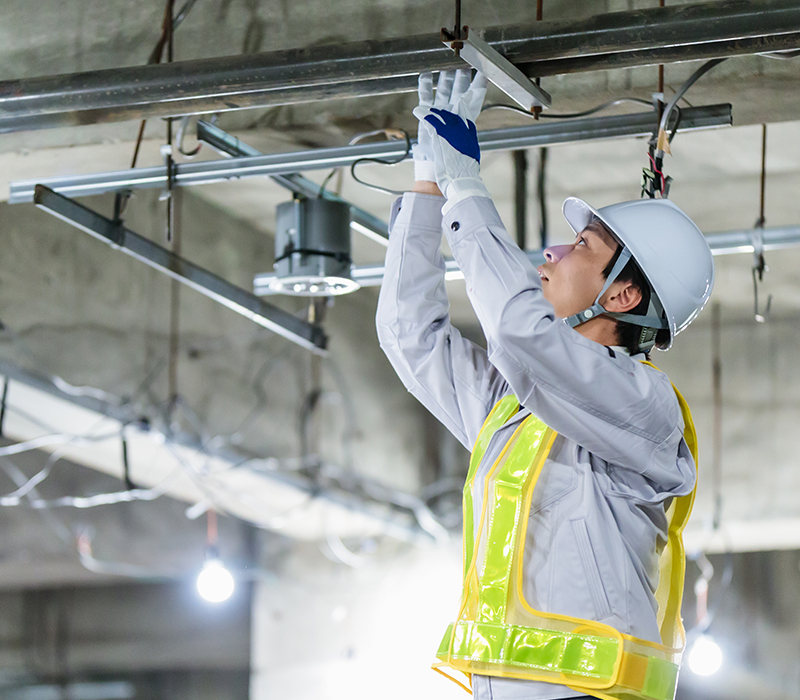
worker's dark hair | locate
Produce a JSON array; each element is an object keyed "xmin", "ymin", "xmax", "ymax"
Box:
[{"xmin": 598, "ymin": 225, "xmax": 671, "ymax": 355}]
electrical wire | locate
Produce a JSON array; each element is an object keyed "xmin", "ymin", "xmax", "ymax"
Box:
[
  {"xmin": 0, "ymin": 457, "xmax": 74, "ymax": 544},
  {"xmin": 685, "ymin": 550, "xmax": 734, "ymax": 640},
  {"xmin": 6, "ymin": 470, "xmax": 182, "ymax": 510},
  {"xmin": 176, "ymin": 115, "xmax": 202, "ymax": 157},
  {"xmin": 0, "ymin": 428, "xmax": 125, "ymax": 505},
  {"xmin": 758, "ymin": 49, "xmax": 800, "ymax": 59},
  {"xmin": 349, "ymin": 129, "xmax": 412, "ymax": 196},
  {"xmin": 482, "ymin": 97, "xmax": 653, "ymax": 119},
  {"xmin": 0, "ymin": 430, "xmax": 120, "ymax": 459},
  {"xmin": 0, "ymin": 328, "xmax": 448, "ymax": 540},
  {"xmin": 77, "ymin": 530, "xmax": 182, "ymax": 579},
  {"xmin": 166, "ymin": 439, "xmax": 316, "ymax": 531},
  {"xmin": 656, "ymin": 58, "xmax": 727, "ymax": 156}
]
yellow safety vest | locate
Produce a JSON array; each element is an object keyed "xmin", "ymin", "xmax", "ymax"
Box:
[{"xmin": 434, "ymin": 363, "xmax": 698, "ymax": 700}]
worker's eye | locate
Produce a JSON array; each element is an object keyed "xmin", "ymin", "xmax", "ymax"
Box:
[{"xmin": 577, "ymin": 236, "xmax": 587, "ymax": 246}]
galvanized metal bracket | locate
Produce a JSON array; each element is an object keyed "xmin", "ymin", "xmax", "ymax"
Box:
[
  {"xmin": 32, "ymin": 185, "xmax": 328, "ymax": 355},
  {"xmin": 443, "ymin": 27, "xmax": 552, "ymax": 111}
]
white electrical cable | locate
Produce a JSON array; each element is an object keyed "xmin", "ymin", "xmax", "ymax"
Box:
[
  {"xmin": 77, "ymin": 530, "xmax": 181, "ymax": 578},
  {"xmin": 22, "ymin": 470, "xmax": 182, "ymax": 510},
  {"xmin": 0, "ymin": 429, "xmax": 122, "ymax": 505},
  {"xmin": 0, "ymin": 434, "xmax": 85, "ymax": 456}
]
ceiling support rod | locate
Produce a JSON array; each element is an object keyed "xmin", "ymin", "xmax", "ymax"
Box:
[
  {"xmin": 32, "ymin": 185, "xmax": 328, "ymax": 355},
  {"xmin": 9, "ymin": 104, "xmax": 732, "ymax": 204},
  {"xmin": 0, "ymin": 0, "xmax": 796, "ymax": 133}
]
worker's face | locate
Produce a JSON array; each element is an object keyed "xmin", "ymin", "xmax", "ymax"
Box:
[{"xmin": 538, "ymin": 222, "xmax": 619, "ymax": 318}]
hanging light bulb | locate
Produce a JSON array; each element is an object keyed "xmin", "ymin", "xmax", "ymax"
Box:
[
  {"xmin": 197, "ymin": 555, "xmax": 235, "ymax": 603},
  {"xmin": 687, "ymin": 634, "xmax": 723, "ymax": 676},
  {"xmin": 197, "ymin": 510, "xmax": 234, "ymax": 603}
]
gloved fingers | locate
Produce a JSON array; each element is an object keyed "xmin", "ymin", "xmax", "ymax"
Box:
[
  {"xmin": 470, "ymin": 71, "xmax": 488, "ymax": 93},
  {"xmin": 433, "ymin": 70, "xmax": 456, "ymax": 109},
  {"xmin": 460, "ymin": 71, "xmax": 488, "ymax": 122},
  {"xmin": 448, "ymin": 69, "xmax": 473, "ymax": 111},
  {"xmin": 417, "ymin": 72, "xmax": 434, "ymax": 109}
]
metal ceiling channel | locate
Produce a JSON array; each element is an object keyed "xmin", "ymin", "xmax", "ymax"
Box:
[
  {"xmin": 32, "ymin": 185, "xmax": 328, "ymax": 355},
  {"xmin": 0, "ymin": 0, "xmax": 798, "ymax": 133},
  {"xmin": 254, "ymin": 227, "xmax": 800, "ymax": 293},
  {"xmin": 8, "ymin": 104, "xmax": 732, "ymax": 205}
]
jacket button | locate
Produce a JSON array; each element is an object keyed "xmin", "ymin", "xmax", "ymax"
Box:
[{"xmin": 451, "ymin": 221, "xmax": 460, "ymax": 231}]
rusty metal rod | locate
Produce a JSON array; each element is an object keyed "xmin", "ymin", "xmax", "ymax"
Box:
[{"xmin": 1, "ymin": 0, "xmax": 799, "ymax": 133}]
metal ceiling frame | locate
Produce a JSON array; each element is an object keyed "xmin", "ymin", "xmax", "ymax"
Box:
[
  {"xmin": 32, "ymin": 185, "xmax": 328, "ymax": 355},
  {"xmin": 9, "ymin": 104, "xmax": 732, "ymax": 212},
  {"xmin": 0, "ymin": 0, "xmax": 798, "ymax": 133}
]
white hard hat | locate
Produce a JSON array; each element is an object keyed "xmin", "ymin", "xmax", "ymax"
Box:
[{"xmin": 562, "ymin": 197, "xmax": 715, "ymax": 349}]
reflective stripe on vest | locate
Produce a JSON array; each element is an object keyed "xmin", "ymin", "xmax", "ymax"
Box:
[{"xmin": 435, "ymin": 368, "xmax": 698, "ymax": 700}]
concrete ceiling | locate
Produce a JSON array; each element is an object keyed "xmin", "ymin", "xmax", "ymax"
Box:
[{"xmin": 3, "ymin": 3, "xmax": 800, "ymax": 700}]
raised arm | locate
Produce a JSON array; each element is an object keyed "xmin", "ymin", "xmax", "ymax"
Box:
[{"xmin": 376, "ymin": 192, "xmax": 509, "ymax": 450}]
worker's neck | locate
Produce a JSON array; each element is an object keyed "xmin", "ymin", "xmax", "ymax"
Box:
[{"xmin": 573, "ymin": 316, "xmax": 621, "ymax": 349}]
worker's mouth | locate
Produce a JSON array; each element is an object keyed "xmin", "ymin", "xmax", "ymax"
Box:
[{"xmin": 537, "ymin": 266, "xmax": 549, "ymax": 282}]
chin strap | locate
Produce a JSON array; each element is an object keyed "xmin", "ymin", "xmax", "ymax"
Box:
[{"xmin": 564, "ymin": 246, "xmax": 669, "ymax": 352}]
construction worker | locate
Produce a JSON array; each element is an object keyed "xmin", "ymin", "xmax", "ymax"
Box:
[{"xmin": 376, "ymin": 70, "xmax": 714, "ymax": 700}]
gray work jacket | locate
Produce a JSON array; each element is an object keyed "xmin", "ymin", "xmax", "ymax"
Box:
[{"xmin": 375, "ymin": 192, "xmax": 696, "ymax": 700}]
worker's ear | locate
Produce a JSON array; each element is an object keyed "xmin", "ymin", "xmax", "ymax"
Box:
[{"xmin": 601, "ymin": 280, "xmax": 642, "ymax": 313}]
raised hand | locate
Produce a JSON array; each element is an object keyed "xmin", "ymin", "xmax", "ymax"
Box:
[{"xmin": 412, "ymin": 70, "xmax": 491, "ymax": 210}]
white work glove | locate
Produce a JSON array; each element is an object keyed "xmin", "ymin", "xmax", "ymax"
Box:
[
  {"xmin": 413, "ymin": 70, "xmax": 491, "ymax": 211},
  {"xmin": 412, "ymin": 71, "xmax": 469, "ymax": 182}
]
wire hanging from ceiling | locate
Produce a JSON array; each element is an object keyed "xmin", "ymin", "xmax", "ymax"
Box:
[{"xmin": 752, "ymin": 123, "xmax": 772, "ymax": 323}]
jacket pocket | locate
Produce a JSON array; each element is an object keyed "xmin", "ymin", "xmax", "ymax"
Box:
[{"xmin": 571, "ymin": 517, "xmax": 613, "ymax": 620}]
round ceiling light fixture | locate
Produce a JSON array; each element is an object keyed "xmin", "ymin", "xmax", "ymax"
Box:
[{"xmin": 269, "ymin": 198, "xmax": 360, "ymax": 297}]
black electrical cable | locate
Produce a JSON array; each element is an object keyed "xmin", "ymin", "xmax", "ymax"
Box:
[
  {"xmin": 350, "ymin": 130, "xmax": 412, "ymax": 196},
  {"xmin": 273, "ymin": 248, "xmax": 351, "ymax": 265},
  {"xmin": 122, "ymin": 434, "xmax": 135, "ymax": 491},
  {"xmin": 537, "ymin": 147, "xmax": 548, "ymax": 249},
  {"xmin": 482, "ymin": 97, "xmax": 652, "ymax": 120},
  {"xmin": 0, "ymin": 378, "xmax": 8, "ymax": 438}
]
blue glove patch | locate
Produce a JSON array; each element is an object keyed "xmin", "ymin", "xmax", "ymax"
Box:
[{"xmin": 424, "ymin": 108, "xmax": 481, "ymax": 163}]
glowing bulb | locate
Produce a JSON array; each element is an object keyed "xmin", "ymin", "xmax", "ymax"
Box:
[
  {"xmin": 197, "ymin": 559, "xmax": 235, "ymax": 603},
  {"xmin": 688, "ymin": 635, "xmax": 723, "ymax": 676}
]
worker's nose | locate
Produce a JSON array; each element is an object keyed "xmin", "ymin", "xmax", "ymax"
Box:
[{"xmin": 543, "ymin": 244, "xmax": 571, "ymax": 263}]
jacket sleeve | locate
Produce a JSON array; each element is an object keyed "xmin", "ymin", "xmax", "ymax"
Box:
[
  {"xmin": 376, "ymin": 192, "xmax": 510, "ymax": 451},
  {"xmin": 441, "ymin": 195, "xmax": 692, "ymax": 493}
]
